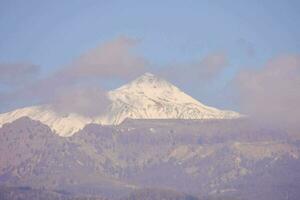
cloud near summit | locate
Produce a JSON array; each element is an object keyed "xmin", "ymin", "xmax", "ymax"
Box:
[
  {"xmin": 1, "ymin": 36, "xmax": 300, "ymax": 133},
  {"xmin": 58, "ymin": 36, "xmax": 147, "ymax": 81},
  {"xmin": 0, "ymin": 37, "xmax": 147, "ymax": 115},
  {"xmin": 0, "ymin": 63, "xmax": 39, "ymax": 86},
  {"xmin": 161, "ymin": 52, "xmax": 229, "ymax": 85},
  {"xmin": 235, "ymin": 54, "xmax": 300, "ymax": 132},
  {"xmin": 42, "ymin": 37, "xmax": 148, "ymax": 116}
]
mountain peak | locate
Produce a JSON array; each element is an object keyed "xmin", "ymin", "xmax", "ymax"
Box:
[
  {"xmin": 115, "ymin": 72, "xmax": 174, "ymax": 93},
  {"xmin": 132, "ymin": 72, "xmax": 165, "ymax": 84},
  {"xmin": 101, "ymin": 73, "xmax": 241, "ymax": 125},
  {"xmin": 141, "ymin": 72, "xmax": 155, "ymax": 77}
]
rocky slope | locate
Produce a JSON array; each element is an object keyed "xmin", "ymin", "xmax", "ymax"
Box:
[
  {"xmin": 0, "ymin": 118, "xmax": 299, "ymax": 200},
  {"xmin": 0, "ymin": 186, "xmax": 108, "ymax": 200}
]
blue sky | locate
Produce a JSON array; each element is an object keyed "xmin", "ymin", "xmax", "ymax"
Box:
[{"xmin": 0, "ymin": 0, "xmax": 300, "ymax": 111}]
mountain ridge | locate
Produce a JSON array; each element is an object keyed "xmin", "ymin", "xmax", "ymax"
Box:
[
  {"xmin": 0, "ymin": 116, "xmax": 299, "ymax": 200},
  {"xmin": 0, "ymin": 73, "xmax": 240, "ymax": 136}
]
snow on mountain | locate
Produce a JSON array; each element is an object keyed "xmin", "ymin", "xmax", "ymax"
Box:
[
  {"xmin": 97, "ymin": 73, "xmax": 240, "ymax": 125},
  {"xmin": 0, "ymin": 73, "xmax": 240, "ymax": 136},
  {"xmin": 0, "ymin": 105, "xmax": 92, "ymax": 137}
]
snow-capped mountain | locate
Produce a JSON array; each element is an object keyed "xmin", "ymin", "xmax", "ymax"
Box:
[
  {"xmin": 0, "ymin": 105, "xmax": 92, "ymax": 137},
  {"xmin": 0, "ymin": 73, "xmax": 240, "ymax": 136},
  {"xmin": 98, "ymin": 73, "xmax": 240, "ymax": 124}
]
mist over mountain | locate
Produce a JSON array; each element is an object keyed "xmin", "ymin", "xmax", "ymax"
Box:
[
  {"xmin": 0, "ymin": 74, "xmax": 299, "ymax": 200},
  {"xmin": 0, "ymin": 73, "xmax": 240, "ymax": 136}
]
